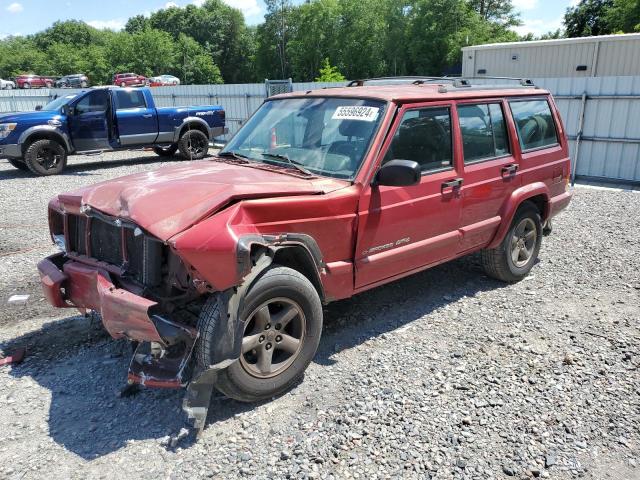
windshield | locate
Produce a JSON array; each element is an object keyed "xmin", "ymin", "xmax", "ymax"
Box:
[
  {"xmin": 42, "ymin": 94, "xmax": 77, "ymax": 111},
  {"xmin": 221, "ymin": 97, "xmax": 386, "ymax": 179}
]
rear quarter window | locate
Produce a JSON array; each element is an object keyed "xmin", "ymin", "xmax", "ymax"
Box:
[
  {"xmin": 509, "ymin": 99, "xmax": 558, "ymax": 151},
  {"xmin": 114, "ymin": 90, "xmax": 147, "ymax": 110}
]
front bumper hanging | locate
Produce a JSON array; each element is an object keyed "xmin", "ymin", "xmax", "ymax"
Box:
[{"xmin": 37, "ymin": 253, "xmax": 198, "ymax": 388}]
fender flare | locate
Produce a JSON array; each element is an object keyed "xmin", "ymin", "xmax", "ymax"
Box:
[
  {"xmin": 18, "ymin": 125, "xmax": 72, "ymax": 153},
  {"xmin": 193, "ymin": 233, "xmax": 324, "ymax": 370},
  {"xmin": 487, "ymin": 182, "xmax": 550, "ymax": 249},
  {"xmin": 173, "ymin": 117, "xmax": 212, "ymax": 142}
]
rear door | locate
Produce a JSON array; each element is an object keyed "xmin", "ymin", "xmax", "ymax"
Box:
[
  {"xmin": 355, "ymin": 102, "xmax": 463, "ymax": 289},
  {"xmin": 68, "ymin": 90, "xmax": 112, "ymax": 152},
  {"xmin": 455, "ymin": 99, "xmax": 521, "ymax": 252},
  {"xmin": 113, "ymin": 89, "xmax": 158, "ymax": 146}
]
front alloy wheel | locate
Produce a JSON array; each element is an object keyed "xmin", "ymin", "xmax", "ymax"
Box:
[{"xmin": 240, "ymin": 298, "xmax": 306, "ymax": 378}]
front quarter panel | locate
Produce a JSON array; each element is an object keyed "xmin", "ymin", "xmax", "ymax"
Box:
[{"xmin": 170, "ymin": 186, "xmax": 360, "ymax": 300}]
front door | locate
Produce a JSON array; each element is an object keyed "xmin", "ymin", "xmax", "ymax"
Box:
[
  {"xmin": 355, "ymin": 103, "xmax": 463, "ymax": 289},
  {"xmin": 113, "ymin": 89, "xmax": 158, "ymax": 146},
  {"xmin": 68, "ymin": 90, "xmax": 112, "ymax": 152},
  {"xmin": 455, "ymin": 100, "xmax": 522, "ymax": 252}
]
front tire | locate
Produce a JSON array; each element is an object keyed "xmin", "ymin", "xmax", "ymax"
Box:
[
  {"xmin": 24, "ymin": 139, "xmax": 67, "ymax": 176},
  {"xmin": 178, "ymin": 129, "xmax": 209, "ymax": 160},
  {"xmin": 481, "ymin": 201, "xmax": 542, "ymax": 283},
  {"xmin": 196, "ymin": 266, "xmax": 323, "ymax": 402},
  {"xmin": 23, "ymin": 82, "xmax": 31, "ymax": 89},
  {"xmin": 7, "ymin": 158, "xmax": 28, "ymax": 171},
  {"xmin": 152, "ymin": 144, "xmax": 178, "ymax": 157}
]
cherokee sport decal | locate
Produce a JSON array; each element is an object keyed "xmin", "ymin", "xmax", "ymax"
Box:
[{"xmin": 362, "ymin": 237, "xmax": 410, "ymax": 256}]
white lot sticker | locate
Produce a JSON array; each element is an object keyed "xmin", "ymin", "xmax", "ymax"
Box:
[{"xmin": 332, "ymin": 106, "xmax": 379, "ymax": 122}]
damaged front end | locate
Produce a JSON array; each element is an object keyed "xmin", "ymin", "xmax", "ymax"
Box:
[{"xmin": 39, "ymin": 201, "xmax": 205, "ymax": 391}]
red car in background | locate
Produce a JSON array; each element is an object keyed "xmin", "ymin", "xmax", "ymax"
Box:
[
  {"xmin": 112, "ymin": 73, "xmax": 148, "ymax": 87},
  {"xmin": 15, "ymin": 74, "xmax": 54, "ymax": 89}
]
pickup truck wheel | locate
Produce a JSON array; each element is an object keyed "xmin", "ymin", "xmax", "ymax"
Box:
[
  {"xmin": 481, "ymin": 202, "xmax": 542, "ymax": 283},
  {"xmin": 178, "ymin": 129, "xmax": 209, "ymax": 160},
  {"xmin": 7, "ymin": 158, "xmax": 28, "ymax": 171},
  {"xmin": 24, "ymin": 139, "xmax": 67, "ymax": 176},
  {"xmin": 196, "ymin": 266, "xmax": 323, "ymax": 402},
  {"xmin": 153, "ymin": 144, "xmax": 178, "ymax": 157}
]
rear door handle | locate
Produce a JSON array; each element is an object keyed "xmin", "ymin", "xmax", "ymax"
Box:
[
  {"xmin": 501, "ymin": 163, "xmax": 519, "ymax": 176},
  {"xmin": 142, "ymin": 114, "xmax": 153, "ymax": 118},
  {"xmin": 441, "ymin": 178, "xmax": 463, "ymax": 192}
]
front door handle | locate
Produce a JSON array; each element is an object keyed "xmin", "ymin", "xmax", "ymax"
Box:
[
  {"xmin": 142, "ymin": 114, "xmax": 153, "ymax": 118},
  {"xmin": 501, "ymin": 163, "xmax": 519, "ymax": 176},
  {"xmin": 441, "ymin": 178, "xmax": 463, "ymax": 192}
]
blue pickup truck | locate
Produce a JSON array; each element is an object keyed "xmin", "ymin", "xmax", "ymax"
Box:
[{"xmin": 0, "ymin": 87, "xmax": 226, "ymax": 175}]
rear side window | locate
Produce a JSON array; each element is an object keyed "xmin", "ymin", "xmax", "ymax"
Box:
[
  {"xmin": 509, "ymin": 99, "xmax": 558, "ymax": 151},
  {"xmin": 457, "ymin": 103, "xmax": 510, "ymax": 163},
  {"xmin": 114, "ymin": 90, "xmax": 147, "ymax": 110},
  {"xmin": 384, "ymin": 107, "xmax": 453, "ymax": 173}
]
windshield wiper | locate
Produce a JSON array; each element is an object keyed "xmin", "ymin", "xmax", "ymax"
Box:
[
  {"xmin": 261, "ymin": 152, "xmax": 313, "ymax": 176},
  {"xmin": 217, "ymin": 151, "xmax": 252, "ymax": 163}
]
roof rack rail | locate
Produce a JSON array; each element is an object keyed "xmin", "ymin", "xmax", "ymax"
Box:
[{"xmin": 347, "ymin": 76, "xmax": 535, "ymax": 87}]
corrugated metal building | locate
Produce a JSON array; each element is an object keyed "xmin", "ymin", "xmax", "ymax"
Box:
[{"xmin": 462, "ymin": 34, "xmax": 640, "ymax": 78}]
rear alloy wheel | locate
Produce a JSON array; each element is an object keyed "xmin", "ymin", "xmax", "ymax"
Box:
[
  {"xmin": 45, "ymin": 82, "xmax": 53, "ymax": 88},
  {"xmin": 152, "ymin": 144, "xmax": 178, "ymax": 157},
  {"xmin": 23, "ymin": 82, "xmax": 31, "ymax": 89},
  {"xmin": 196, "ymin": 266, "xmax": 323, "ymax": 402},
  {"xmin": 120, "ymin": 82, "xmax": 126, "ymax": 87},
  {"xmin": 80, "ymin": 81, "xmax": 88, "ymax": 88},
  {"xmin": 481, "ymin": 201, "xmax": 542, "ymax": 283},
  {"xmin": 178, "ymin": 129, "xmax": 209, "ymax": 160},
  {"xmin": 24, "ymin": 139, "xmax": 67, "ymax": 176}
]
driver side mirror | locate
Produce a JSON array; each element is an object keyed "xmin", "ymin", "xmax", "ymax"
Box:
[
  {"xmin": 374, "ymin": 159, "xmax": 421, "ymax": 187},
  {"xmin": 35, "ymin": 105, "xmax": 42, "ymax": 111},
  {"xmin": 62, "ymin": 104, "xmax": 73, "ymax": 116}
]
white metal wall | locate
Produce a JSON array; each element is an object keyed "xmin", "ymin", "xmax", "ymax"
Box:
[
  {"xmin": 462, "ymin": 34, "xmax": 640, "ymax": 78},
  {"xmin": 1, "ymin": 78, "xmax": 638, "ymax": 183}
]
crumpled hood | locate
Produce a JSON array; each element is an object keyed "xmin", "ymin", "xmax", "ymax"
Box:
[{"xmin": 58, "ymin": 160, "xmax": 348, "ymax": 240}]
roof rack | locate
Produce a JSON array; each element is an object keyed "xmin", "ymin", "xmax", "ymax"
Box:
[{"xmin": 347, "ymin": 76, "xmax": 535, "ymax": 88}]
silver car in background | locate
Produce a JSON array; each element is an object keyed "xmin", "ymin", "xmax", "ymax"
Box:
[{"xmin": 0, "ymin": 78, "xmax": 15, "ymax": 90}]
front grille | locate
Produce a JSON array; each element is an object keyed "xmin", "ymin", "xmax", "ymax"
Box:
[
  {"xmin": 90, "ymin": 218, "xmax": 122, "ymax": 265},
  {"xmin": 65, "ymin": 213, "xmax": 164, "ymax": 287}
]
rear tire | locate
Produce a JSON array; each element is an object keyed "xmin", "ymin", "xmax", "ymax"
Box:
[
  {"xmin": 196, "ymin": 266, "xmax": 323, "ymax": 402},
  {"xmin": 7, "ymin": 158, "xmax": 28, "ymax": 171},
  {"xmin": 23, "ymin": 82, "xmax": 31, "ymax": 89},
  {"xmin": 481, "ymin": 201, "xmax": 542, "ymax": 283},
  {"xmin": 152, "ymin": 144, "xmax": 178, "ymax": 157},
  {"xmin": 24, "ymin": 139, "xmax": 67, "ymax": 176},
  {"xmin": 178, "ymin": 129, "xmax": 209, "ymax": 160}
]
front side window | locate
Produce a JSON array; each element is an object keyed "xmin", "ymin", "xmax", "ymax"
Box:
[
  {"xmin": 221, "ymin": 97, "xmax": 386, "ymax": 179},
  {"xmin": 74, "ymin": 91, "xmax": 109, "ymax": 115},
  {"xmin": 114, "ymin": 90, "xmax": 146, "ymax": 110},
  {"xmin": 458, "ymin": 103, "xmax": 510, "ymax": 163},
  {"xmin": 383, "ymin": 107, "xmax": 453, "ymax": 173},
  {"xmin": 509, "ymin": 99, "xmax": 558, "ymax": 151}
]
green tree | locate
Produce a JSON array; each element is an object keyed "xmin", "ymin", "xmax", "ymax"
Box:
[
  {"xmin": 468, "ymin": 0, "xmax": 521, "ymax": 26},
  {"xmin": 564, "ymin": 0, "xmax": 614, "ymax": 37},
  {"xmin": 315, "ymin": 58, "xmax": 346, "ymax": 81},
  {"xmin": 605, "ymin": 0, "xmax": 640, "ymax": 31},
  {"xmin": 176, "ymin": 33, "xmax": 223, "ymax": 84}
]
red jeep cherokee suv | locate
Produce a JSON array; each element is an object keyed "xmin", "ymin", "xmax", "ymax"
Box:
[{"xmin": 38, "ymin": 78, "xmax": 572, "ymax": 428}]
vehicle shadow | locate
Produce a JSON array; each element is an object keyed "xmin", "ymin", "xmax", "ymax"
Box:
[
  {"xmin": 0, "ymin": 155, "xmax": 176, "ymax": 181},
  {"xmin": 2, "ymin": 253, "xmax": 507, "ymax": 459}
]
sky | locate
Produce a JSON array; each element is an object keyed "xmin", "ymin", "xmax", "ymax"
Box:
[{"xmin": 0, "ymin": 0, "xmax": 580, "ymax": 40}]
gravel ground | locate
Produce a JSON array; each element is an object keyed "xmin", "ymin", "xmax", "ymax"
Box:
[{"xmin": 0, "ymin": 154, "xmax": 639, "ymax": 480}]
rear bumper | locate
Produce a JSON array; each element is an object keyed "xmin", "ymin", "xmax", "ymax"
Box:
[
  {"xmin": 210, "ymin": 126, "xmax": 228, "ymax": 138},
  {"xmin": 0, "ymin": 143, "xmax": 21, "ymax": 159},
  {"xmin": 37, "ymin": 254, "xmax": 198, "ymax": 388},
  {"xmin": 549, "ymin": 190, "xmax": 573, "ymax": 218}
]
